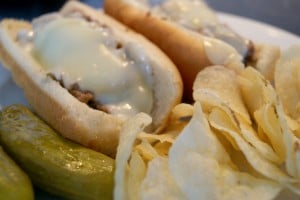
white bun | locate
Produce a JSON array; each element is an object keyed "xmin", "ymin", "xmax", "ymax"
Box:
[{"xmin": 0, "ymin": 1, "xmax": 183, "ymax": 157}]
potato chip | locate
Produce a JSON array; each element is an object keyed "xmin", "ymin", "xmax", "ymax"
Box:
[
  {"xmin": 274, "ymin": 45, "xmax": 300, "ymax": 119},
  {"xmin": 193, "ymin": 66, "xmax": 251, "ymax": 124},
  {"xmin": 127, "ymin": 151, "xmax": 147, "ymax": 200},
  {"xmin": 285, "ymin": 115, "xmax": 300, "ymax": 138},
  {"xmin": 254, "ymin": 104, "xmax": 285, "ymax": 162},
  {"xmin": 172, "ymin": 152, "xmax": 281, "ymax": 200},
  {"xmin": 140, "ymin": 157, "xmax": 185, "ymax": 200},
  {"xmin": 232, "ymin": 111, "xmax": 280, "ymax": 163},
  {"xmin": 114, "ymin": 103, "xmax": 195, "ymax": 199},
  {"xmin": 114, "ymin": 113, "xmax": 152, "ymax": 200},
  {"xmin": 275, "ymin": 189, "xmax": 300, "ymax": 200},
  {"xmin": 153, "ymin": 142, "xmax": 172, "ymax": 157},
  {"xmin": 257, "ymin": 124, "xmax": 271, "ymax": 144},
  {"xmin": 134, "ymin": 103, "xmax": 193, "ymax": 160},
  {"xmin": 238, "ymin": 67, "xmax": 277, "ymax": 114},
  {"xmin": 113, "ymin": 59, "xmax": 300, "ymax": 199},
  {"xmin": 239, "ymin": 67, "xmax": 288, "ymax": 160},
  {"xmin": 168, "ymin": 103, "xmax": 282, "ymax": 200},
  {"xmin": 157, "ymin": 103, "xmax": 193, "ymax": 140},
  {"xmin": 168, "ymin": 103, "xmax": 194, "ymax": 123},
  {"xmin": 276, "ymin": 101, "xmax": 300, "ymax": 179},
  {"xmin": 224, "ymin": 145, "xmax": 262, "ymax": 177},
  {"xmin": 194, "ymin": 88, "xmax": 279, "ymax": 163},
  {"xmin": 137, "ymin": 131, "xmax": 175, "ymax": 145},
  {"xmin": 237, "ymin": 65, "xmax": 300, "ymax": 194},
  {"xmin": 240, "ymin": 118, "xmax": 281, "ymax": 163},
  {"xmin": 134, "ymin": 139, "xmax": 160, "ymax": 162},
  {"xmin": 170, "ymin": 103, "xmax": 231, "ymax": 163},
  {"xmin": 208, "ymin": 107, "xmax": 296, "ymax": 184},
  {"xmin": 276, "ymin": 104, "xmax": 300, "ymax": 195}
]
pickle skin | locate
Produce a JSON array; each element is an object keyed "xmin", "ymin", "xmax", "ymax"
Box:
[
  {"xmin": 0, "ymin": 146, "xmax": 34, "ymax": 200},
  {"xmin": 0, "ymin": 104, "xmax": 115, "ymax": 200}
]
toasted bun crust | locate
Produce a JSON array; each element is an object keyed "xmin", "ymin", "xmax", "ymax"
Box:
[
  {"xmin": 0, "ymin": 1, "xmax": 183, "ymax": 157},
  {"xmin": 104, "ymin": 0, "xmax": 281, "ymax": 100},
  {"xmin": 104, "ymin": 0, "xmax": 211, "ymax": 101}
]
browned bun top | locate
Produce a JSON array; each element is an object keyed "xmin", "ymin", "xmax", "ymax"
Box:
[
  {"xmin": 104, "ymin": 0, "xmax": 281, "ymax": 101},
  {"xmin": 104, "ymin": 0, "xmax": 211, "ymax": 102}
]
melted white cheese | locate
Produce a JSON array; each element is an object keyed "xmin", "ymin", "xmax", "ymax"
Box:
[
  {"xmin": 126, "ymin": 0, "xmax": 250, "ymax": 57},
  {"xmin": 30, "ymin": 17, "xmax": 153, "ymax": 117},
  {"xmin": 154, "ymin": 0, "xmax": 218, "ymax": 29},
  {"xmin": 203, "ymin": 37, "xmax": 244, "ymax": 72}
]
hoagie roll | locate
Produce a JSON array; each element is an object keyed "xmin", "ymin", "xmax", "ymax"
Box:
[
  {"xmin": 104, "ymin": 0, "xmax": 280, "ymax": 101},
  {"xmin": 0, "ymin": 1, "xmax": 183, "ymax": 156}
]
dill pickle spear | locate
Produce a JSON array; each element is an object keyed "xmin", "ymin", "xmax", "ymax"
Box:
[
  {"xmin": 0, "ymin": 146, "xmax": 34, "ymax": 200},
  {"xmin": 0, "ymin": 105, "xmax": 114, "ymax": 200}
]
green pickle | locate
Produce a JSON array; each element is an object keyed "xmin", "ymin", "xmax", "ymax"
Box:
[
  {"xmin": 0, "ymin": 146, "xmax": 34, "ymax": 200},
  {"xmin": 0, "ymin": 105, "xmax": 115, "ymax": 200}
]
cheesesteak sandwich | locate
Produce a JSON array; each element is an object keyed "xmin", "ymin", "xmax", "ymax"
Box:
[
  {"xmin": 0, "ymin": 1, "xmax": 183, "ymax": 157},
  {"xmin": 104, "ymin": 0, "xmax": 280, "ymax": 101}
]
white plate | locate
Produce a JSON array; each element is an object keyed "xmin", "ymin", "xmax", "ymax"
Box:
[
  {"xmin": 0, "ymin": 12, "xmax": 300, "ymax": 199},
  {"xmin": 218, "ymin": 12, "xmax": 300, "ymax": 49}
]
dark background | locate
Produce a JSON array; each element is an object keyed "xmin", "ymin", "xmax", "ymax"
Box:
[
  {"xmin": 208, "ymin": 0, "xmax": 300, "ymax": 36},
  {"xmin": 0, "ymin": 0, "xmax": 299, "ymax": 36}
]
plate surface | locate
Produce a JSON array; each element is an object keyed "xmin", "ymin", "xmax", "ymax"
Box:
[
  {"xmin": 0, "ymin": 12, "xmax": 299, "ymax": 199},
  {"xmin": 219, "ymin": 12, "xmax": 300, "ymax": 49}
]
